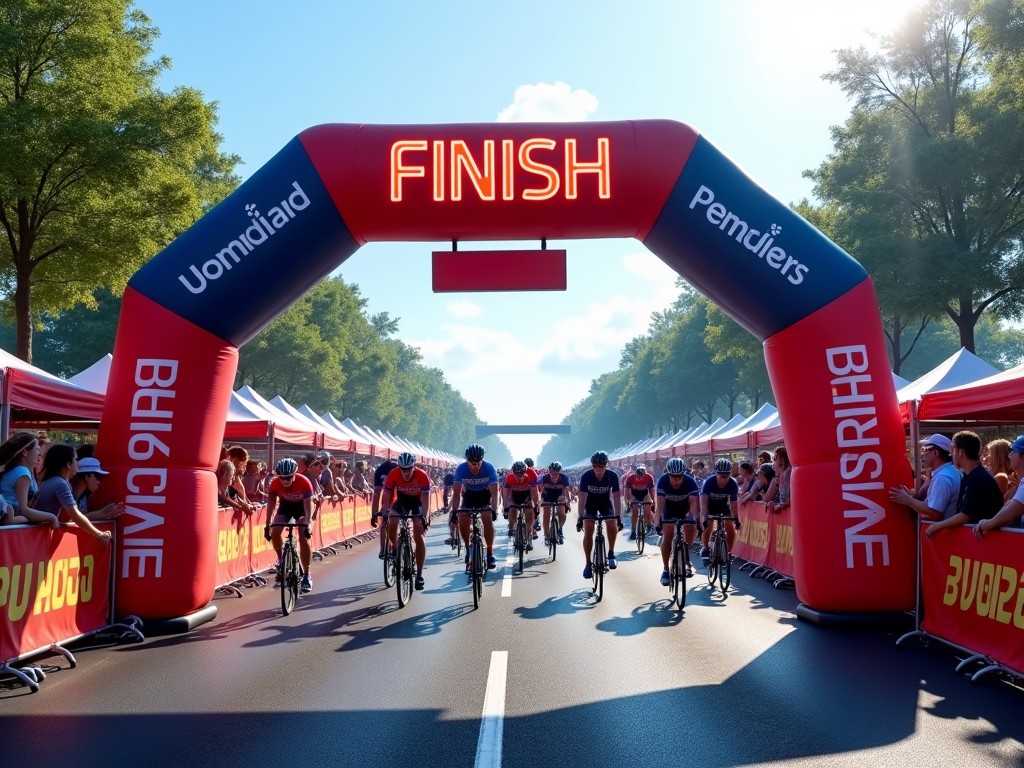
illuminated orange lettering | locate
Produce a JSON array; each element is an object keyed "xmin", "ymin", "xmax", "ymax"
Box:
[
  {"xmin": 390, "ymin": 140, "xmax": 429, "ymax": 202},
  {"xmin": 519, "ymin": 139, "xmax": 559, "ymax": 200},
  {"xmin": 450, "ymin": 140, "xmax": 495, "ymax": 201},
  {"xmin": 565, "ymin": 138, "xmax": 610, "ymax": 199},
  {"xmin": 502, "ymin": 140, "xmax": 515, "ymax": 200}
]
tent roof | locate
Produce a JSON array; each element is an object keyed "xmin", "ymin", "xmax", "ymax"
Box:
[
  {"xmin": 67, "ymin": 354, "xmax": 112, "ymax": 394},
  {"xmin": 897, "ymin": 348, "xmax": 999, "ymax": 403},
  {"xmin": 0, "ymin": 347, "xmax": 104, "ymax": 423},
  {"xmin": 916, "ymin": 360, "xmax": 1024, "ymax": 423},
  {"xmin": 235, "ymin": 386, "xmax": 318, "ymax": 446}
]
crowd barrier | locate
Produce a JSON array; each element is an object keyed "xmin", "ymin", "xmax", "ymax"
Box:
[
  {"xmin": 731, "ymin": 501, "xmax": 795, "ymax": 588},
  {"xmin": 214, "ymin": 489, "xmax": 444, "ymax": 595},
  {"xmin": 0, "ymin": 522, "xmax": 143, "ymax": 692},
  {"xmin": 898, "ymin": 523, "xmax": 1024, "ymax": 683}
]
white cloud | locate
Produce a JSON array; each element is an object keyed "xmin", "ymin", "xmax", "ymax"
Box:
[
  {"xmin": 445, "ymin": 300, "xmax": 483, "ymax": 318},
  {"xmin": 621, "ymin": 251, "xmax": 679, "ymax": 284},
  {"xmin": 497, "ymin": 81, "xmax": 599, "ymax": 123}
]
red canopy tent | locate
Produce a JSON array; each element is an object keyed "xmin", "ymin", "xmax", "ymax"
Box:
[
  {"xmin": 915, "ymin": 361, "xmax": 1024, "ymax": 424},
  {"xmin": 0, "ymin": 348, "xmax": 105, "ymax": 438}
]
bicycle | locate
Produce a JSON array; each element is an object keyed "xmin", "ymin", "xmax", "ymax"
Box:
[
  {"xmin": 506, "ymin": 502, "xmax": 535, "ymax": 574},
  {"xmin": 580, "ymin": 512, "xmax": 616, "ymax": 602},
  {"xmin": 268, "ymin": 521, "xmax": 307, "ymax": 616},
  {"xmin": 446, "ymin": 507, "xmax": 462, "ymax": 557},
  {"xmin": 628, "ymin": 499, "xmax": 654, "ymax": 554},
  {"xmin": 704, "ymin": 514, "xmax": 736, "ymax": 594},
  {"xmin": 666, "ymin": 516, "xmax": 695, "ymax": 609},
  {"xmin": 540, "ymin": 501, "xmax": 566, "ymax": 561},
  {"xmin": 460, "ymin": 506, "xmax": 492, "ymax": 609},
  {"xmin": 392, "ymin": 510, "xmax": 419, "ymax": 608}
]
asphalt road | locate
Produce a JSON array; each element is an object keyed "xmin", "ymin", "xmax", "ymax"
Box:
[{"xmin": 2, "ymin": 519, "xmax": 1022, "ymax": 768}]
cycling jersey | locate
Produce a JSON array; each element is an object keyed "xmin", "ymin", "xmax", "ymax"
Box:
[
  {"xmin": 454, "ymin": 460, "xmax": 499, "ymax": 507},
  {"xmin": 442, "ymin": 472, "xmax": 455, "ymax": 489},
  {"xmin": 268, "ymin": 474, "xmax": 314, "ymax": 520},
  {"xmin": 538, "ymin": 472, "xmax": 570, "ymax": 503},
  {"xmin": 374, "ymin": 460, "xmax": 399, "ymax": 489},
  {"xmin": 624, "ymin": 473, "xmax": 655, "ymax": 499},
  {"xmin": 657, "ymin": 472, "xmax": 699, "ymax": 520},
  {"xmin": 384, "ymin": 466, "xmax": 432, "ymax": 513},
  {"xmin": 578, "ymin": 468, "xmax": 620, "ymax": 516},
  {"xmin": 701, "ymin": 475, "xmax": 739, "ymax": 516}
]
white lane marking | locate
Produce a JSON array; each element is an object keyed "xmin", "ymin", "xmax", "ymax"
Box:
[
  {"xmin": 502, "ymin": 536, "xmax": 514, "ymax": 596},
  {"xmin": 475, "ymin": 651, "xmax": 508, "ymax": 768},
  {"xmin": 501, "ymin": 575, "xmax": 512, "ymax": 596}
]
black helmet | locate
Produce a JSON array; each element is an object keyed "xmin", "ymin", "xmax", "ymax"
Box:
[
  {"xmin": 397, "ymin": 452, "xmax": 416, "ymax": 469},
  {"xmin": 548, "ymin": 461, "xmax": 562, "ymax": 473},
  {"xmin": 590, "ymin": 450, "xmax": 609, "ymax": 466},
  {"xmin": 714, "ymin": 458, "xmax": 733, "ymax": 474},
  {"xmin": 524, "ymin": 458, "xmax": 534, "ymax": 467},
  {"xmin": 465, "ymin": 443, "xmax": 485, "ymax": 461},
  {"xmin": 511, "ymin": 461, "xmax": 527, "ymax": 476}
]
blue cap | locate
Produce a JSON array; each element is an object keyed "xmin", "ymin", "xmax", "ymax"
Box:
[{"xmin": 1011, "ymin": 435, "xmax": 1024, "ymax": 454}]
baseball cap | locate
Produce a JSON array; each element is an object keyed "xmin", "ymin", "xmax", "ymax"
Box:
[
  {"xmin": 919, "ymin": 434, "xmax": 952, "ymax": 453},
  {"xmin": 1010, "ymin": 435, "xmax": 1024, "ymax": 454}
]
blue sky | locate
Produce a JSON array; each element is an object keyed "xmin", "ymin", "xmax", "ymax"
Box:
[{"xmin": 145, "ymin": 0, "xmax": 923, "ymax": 460}]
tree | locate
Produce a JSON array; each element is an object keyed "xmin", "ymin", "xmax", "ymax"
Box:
[
  {"xmin": 0, "ymin": 0, "xmax": 239, "ymax": 361},
  {"xmin": 809, "ymin": 0, "xmax": 1024, "ymax": 353}
]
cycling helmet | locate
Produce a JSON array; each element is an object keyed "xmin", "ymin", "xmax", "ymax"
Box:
[
  {"xmin": 548, "ymin": 461, "xmax": 562, "ymax": 473},
  {"xmin": 590, "ymin": 450, "xmax": 609, "ymax": 466},
  {"xmin": 511, "ymin": 461, "xmax": 527, "ymax": 476},
  {"xmin": 316, "ymin": 450, "xmax": 332, "ymax": 463},
  {"xmin": 465, "ymin": 443, "xmax": 485, "ymax": 461},
  {"xmin": 397, "ymin": 451, "xmax": 416, "ymax": 469},
  {"xmin": 275, "ymin": 457, "xmax": 298, "ymax": 476},
  {"xmin": 524, "ymin": 458, "xmax": 535, "ymax": 467},
  {"xmin": 634, "ymin": 465, "xmax": 647, "ymax": 476},
  {"xmin": 714, "ymin": 458, "xmax": 733, "ymax": 474},
  {"xmin": 666, "ymin": 458, "xmax": 686, "ymax": 475}
]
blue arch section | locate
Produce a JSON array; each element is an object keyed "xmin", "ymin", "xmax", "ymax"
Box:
[
  {"xmin": 644, "ymin": 136, "xmax": 867, "ymax": 339},
  {"xmin": 129, "ymin": 137, "xmax": 359, "ymax": 346}
]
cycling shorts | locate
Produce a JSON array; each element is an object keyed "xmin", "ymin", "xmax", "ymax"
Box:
[
  {"xmin": 629, "ymin": 490, "xmax": 652, "ymax": 501},
  {"xmin": 508, "ymin": 490, "xmax": 532, "ymax": 506},
  {"xmin": 580, "ymin": 507, "xmax": 616, "ymax": 520},
  {"xmin": 660, "ymin": 511, "xmax": 697, "ymax": 525}
]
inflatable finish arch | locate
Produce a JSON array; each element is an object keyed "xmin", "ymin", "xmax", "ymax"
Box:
[{"xmin": 98, "ymin": 121, "xmax": 914, "ymax": 619}]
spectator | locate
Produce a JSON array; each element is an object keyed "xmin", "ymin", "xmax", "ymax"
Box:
[
  {"xmin": 983, "ymin": 438, "xmax": 1019, "ymax": 502},
  {"xmin": 889, "ymin": 434, "xmax": 960, "ymax": 521},
  {"xmin": 225, "ymin": 445, "xmax": 252, "ymax": 503},
  {"xmin": 924, "ymin": 431, "xmax": 1003, "ymax": 539},
  {"xmin": 756, "ymin": 451, "xmax": 772, "ymax": 468},
  {"xmin": 241, "ymin": 459, "xmax": 265, "ymax": 502},
  {"xmin": 33, "ymin": 443, "xmax": 112, "ymax": 543},
  {"xmin": 740, "ymin": 462, "xmax": 774, "ymax": 505},
  {"xmin": 216, "ymin": 458, "xmax": 252, "ymax": 514},
  {"xmin": 350, "ymin": 461, "xmax": 370, "ymax": 500},
  {"xmin": 299, "ymin": 452, "xmax": 325, "ymax": 517},
  {"xmin": 70, "ymin": 457, "xmax": 125, "ymax": 521},
  {"xmin": 975, "ymin": 434, "xmax": 1024, "ymax": 538},
  {"xmin": 736, "ymin": 461, "xmax": 758, "ymax": 496},
  {"xmin": 0, "ymin": 431, "xmax": 57, "ymax": 528},
  {"xmin": 76, "ymin": 443, "xmax": 96, "ymax": 460},
  {"xmin": 764, "ymin": 447, "xmax": 792, "ymax": 514}
]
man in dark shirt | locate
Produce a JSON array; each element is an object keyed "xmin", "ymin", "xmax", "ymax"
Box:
[{"xmin": 925, "ymin": 431, "xmax": 1003, "ymax": 539}]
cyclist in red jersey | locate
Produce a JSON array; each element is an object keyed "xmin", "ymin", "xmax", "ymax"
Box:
[
  {"xmin": 381, "ymin": 452, "xmax": 432, "ymax": 590},
  {"xmin": 624, "ymin": 464, "xmax": 656, "ymax": 540},
  {"xmin": 503, "ymin": 461, "xmax": 539, "ymax": 545},
  {"xmin": 263, "ymin": 457, "xmax": 316, "ymax": 593}
]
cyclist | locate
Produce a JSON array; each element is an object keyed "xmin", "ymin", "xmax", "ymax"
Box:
[
  {"xmin": 576, "ymin": 450, "xmax": 622, "ymax": 578},
  {"xmin": 451, "ymin": 443, "xmax": 500, "ymax": 570},
  {"xmin": 372, "ymin": 455, "xmax": 399, "ymax": 558},
  {"xmin": 538, "ymin": 461, "xmax": 570, "ymax": 544},
  {"xmin": 381, "ymin": 451, "xmax": 432, "ymax": 590},
  {"xmin": 657, "ymin": 457, "xmax": 700, "ymax": 585},
  {"xmin": 442, "ymin": 464, "xmax": 457, "ymax": 544},
  {"xmin": 700, "ymin": 458, "xmax": 740, "ymax": 556},
  {"xmin": 624, "ymin": 464, "xmax": 656, "ymax": 540},
  {"xmin": 522, "ymin": 458, "xmax": 541, "ymax": 532},
  {"xmin": 263, "ymin": 457, "xmax": 316, "ymax": 593},
  {"xmin": 503, "ymin": 461, "xmax": 539, "ymax": 548}
]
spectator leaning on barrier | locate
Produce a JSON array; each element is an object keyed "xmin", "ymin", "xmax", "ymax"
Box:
[
  {"xmin": 983, "ymin": 438, "xmax": 1019, "ymax": 502},
  {"xmin": 975, "ymin": 435, "xmax": 1024, "ymax": 539},
  {"xmin": 888, "ymin": 434, "xmax": 960, "ymax": 521},
  {"xmin": 763, "ymin": 447, "xmax": 791, "ymax": 514},
  {"xmin": 70, "ymin": 457, "xmax": 125, "ymax": 521},
  {"xmin": 923, "ymin": 431, "xmax": 1003, "ymax": 539},
  {"xmin": 34, "ymin": 443, "xmax": 112, "ymax": 543},
  {"xmin": 0, "ymin": 431, "xmax": 57, "ymax": 528},
  {"xmin": 217, "ymin": 459, "xmax": 254, "ymax": 515}
]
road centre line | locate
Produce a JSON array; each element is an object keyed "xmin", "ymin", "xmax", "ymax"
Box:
[{"xmin": 474, "ymin": 650, "xmax": 508, "ymax": 768}]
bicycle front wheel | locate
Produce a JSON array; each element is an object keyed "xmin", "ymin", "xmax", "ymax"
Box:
[
  {"xmin": 548, "ymin": 516, "xmax": 558, "ymax": 561},
  {"xmin": 717, "ymin": 535, "xmax": 731, "ymax": 593},
  {"xmin": 472, "ymin": 535, "xmax": 484, "ymax": 607},
  {"xmin": 280, "ymin": 543, "xmax": 297, "ymax": 616},
  {"xmin": 397, "ymin": 537, "xmax": 413, "ymax": 607},
  {"xmin": 636, "ymin": 514, "xmax": 646, "ymax": 555},
  {"xmin": 706, "ymin": 540, "xmax": 718, "ymax": 587},
  {"xmin": 385, "ymin": 540, "xmax": 395, "ymax": 589},
  {"xmin": 672, "ymin": 543, "xmax": 687, "ymax": 609},
  {"xmin": 592, "ymin": 533, "xmax": 606, "ymax": 601}
]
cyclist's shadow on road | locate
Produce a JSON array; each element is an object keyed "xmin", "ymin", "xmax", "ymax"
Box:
[
  {"xmin": 513, "ymin": 589, "xmax": 599, "ymax": 619},
  {"xmin": 595, "ymin": 600, "xmax": 685, "ymax": 635},
  {"xmin": 331, "ymin": 602, "xmax": 476, "ymax": 652}
]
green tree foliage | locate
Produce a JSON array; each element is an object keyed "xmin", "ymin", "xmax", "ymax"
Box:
[
  {"xmin": 0, "ymin": 0, "xmax": 239, "ymax": 362},
  {"xmin": 807, "ymin": 0, "xmax": 1024, "ymax": 354}
]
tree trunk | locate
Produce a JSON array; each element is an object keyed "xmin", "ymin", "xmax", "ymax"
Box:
[{"xmin": 15, "ymin": 264, "xmax": 32, "ymax": 363}]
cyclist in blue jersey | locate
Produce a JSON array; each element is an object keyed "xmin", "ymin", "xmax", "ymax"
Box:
[
  {"xmin": 657, "ymin": 457, "xmax": 700, "ymax": 585},
  {"xmin": 372, "ymin": 456, "xmax": 399, "ymax": 558},
  {"xmin": 538, "ymin": 461, "xmax": 570, "ymax": 544},
  {"xmin": 451, "ymin": 443, "xmax": 500, "ymax": 569},
  {"xmin": 700, "ymin": 458, "xmax": 740, "ymax": 556},
  {"xmin": 575, "ymin": 450, "xmax": 622, "ymax": 578}
]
